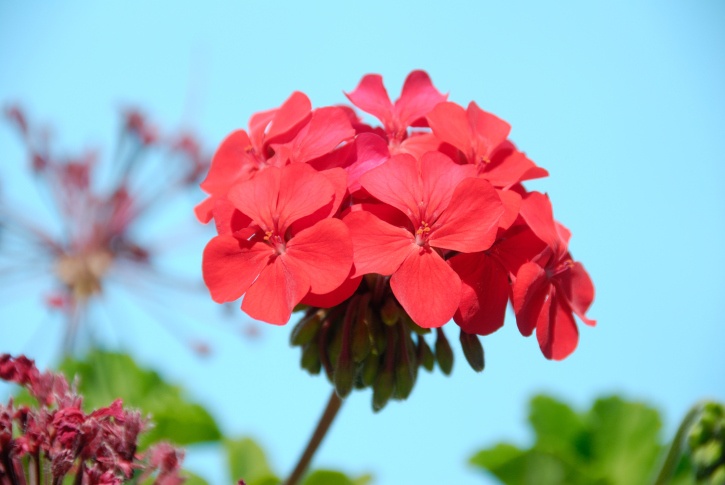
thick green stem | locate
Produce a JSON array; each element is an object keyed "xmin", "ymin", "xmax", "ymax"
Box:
[
  {"xmin": 284, "ymin": 391, "xmax": 344, "ymax": 485},
  {"xmin": 651, "ymin": 401, "xmax": 706, "ymax": 485}
]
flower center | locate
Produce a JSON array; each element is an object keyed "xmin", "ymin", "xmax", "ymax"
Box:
[
  {"xmin": 263, "ymin": 231, "xmax": 286, "ymax": 254},
  {"xmin": 414, "ymin": 221, "xmax": 431, "ymax": 246}
]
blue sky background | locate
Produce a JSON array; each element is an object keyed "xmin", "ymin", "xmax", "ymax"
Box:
[{"xmin": 1, "ymin": 2, "xmax": 724, "ymax": 484}]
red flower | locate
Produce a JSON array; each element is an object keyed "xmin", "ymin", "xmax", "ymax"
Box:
[
  {"xmin": 344, "ymin": 152, "xmax": 504, "ymax": 328},
  {"xmin": 202, "ymin": 163, "xmax": 353, "ymax": 324},
  {"xmin": 512, "ymin": 192, "xmax": 596, "ymax": 360},
  {"xmin": 195, "ymin": 91, "xmax": 313, "ymax": 223},
  {"xmin": 427, "ymin": 101, "xmax": 548, "ymax": 187},
  {"xmin": 451, "ymin": 223, "xmax": 547, "ymax": 335},
  {"xmin": 345, "ymin": 70, "xmax": 446, "ymax": 144}
]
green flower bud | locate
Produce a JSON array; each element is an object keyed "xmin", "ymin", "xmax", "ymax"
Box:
[
  {"xmin": 435, "ymin": 328, "xmax": 454, "ymax": 375},
  {"xmin": 333, "ymin": 352, "xmax": 355, "ymax": 399},
  {"xmin": 373, "ymin": 368, "xmax": 394, "ymax": 412},
  {"xmin": 692, "ymin": 440, "xmax": 723, "ymax": 474},
  {"xmin": 367, "ymin": 310, "xmax": 387, "ymax": 355},
  {"xmin": 351, "ymin": 299, "xmax": 372, "ymax": 363},
  {"xmin": 361, "ymin": 353, "xmax": 380, "ymax": 387},
  {"xmin": 290, "ymin": 310, "xmax": 323, "ymax": 346},
  {"xmin": 417, "ymin": 335, "xmax": 435, "ymax": 372},
  {"xmin": 393, "ymin": 325, "xmax": 416, "ymax": 400},
  {"xmin": 459, "ymin": 330, "xmax": 485, "ymax": 372},
  {"xmin": 300, "ymin": 341, "xmax": 321, "ymax": 375},
  {"xmin": 380, "ymin": 297, "xmax": 400, "ymax": 326},
  {"xmin": 708, "ymin": 465, "xmax": 725, "ymax": 485}
]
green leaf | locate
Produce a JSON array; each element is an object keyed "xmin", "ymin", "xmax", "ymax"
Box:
[
  {"xmin": 301, "ymin": 470, "xmax": 373, "ymax": 485},
  {"xmin": 59, "ymin": 350, "xmax": 221, "ymax": 447},
  {"xmin": 586, "ymin": 396, "xmax": 662, "ymax": 485},
  {"xmin": 470, "ymin": 395, "xmax": 672, "ymax": 485},
  {"xmin": 470, "ymin": 444, "xmax": 571, "ymax": 485},
  {"xmin": 302, "ymin": 470, "xmax": 354, "ymax": 485},
  {"xmin": 224, "ymin": 437, "xmax": 280, "ymax": 485},
  {"xmin": 529, "ymin": 395, "xmax": 587, "ymax": 461}
]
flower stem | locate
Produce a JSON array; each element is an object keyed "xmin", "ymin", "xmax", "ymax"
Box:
[
  {"xmin": 651, "ymin": 401, "xmax": 706, "ymax": 485},
  {"xmin": 284, "ymin": 390, "xmax": 344, "ymax": 485}
]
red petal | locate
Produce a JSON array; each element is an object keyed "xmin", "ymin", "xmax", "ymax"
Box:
[
  {"xmin": 512, "ymin": 262, "xmax": 549, "ymax": 336},
  {"xmin": 519, "ymin": 191, "xmax": 565, "ymax": 256},
  {"xmin": 242, "ymin": 255, "xmax": 310, "ymax": 325},
  {"xmin": 468, "ymin": 101, "xmax": 511, "ymax": 155},
  {"xmin": 429, "ymin": 177, "xmax": 503, "ymax": 253},
  {"xmin": 395, "ymin": 70, "xmax": 447, "ymax": 128},
  {"xmin": 194, "ymin": 196, "xmax": 216, "ymax": 224},
  {"xmin": 202, "ymin": 235, "xmax": 272, "ymax": 303},
  {"xmin": 277, "ymin": 107, "xmax": 354, "ymax": 164},
  {"xmin": 557, "ymin": 261, "xmax": 596, "ymax": 327},
  {"xmin": 536, "ymin": 286, "xmax": 579, "ymax": 360},
  {"xmin": 210, "ymin": 198, "xmax": 252, "ymax": 235},
  {"xmin": 249, "ymin": 109, "xmax": 277, "ymax": 151},
  {"xmin": 199, "ymin": 130, "xmax": 256, "ymax": 194},
  {"xmin": 427, "ymin": 102, "xmax": 472, "ymax": 155},
  {"xmin": 343, "ymin": 210, "xmax": 414, "ymax": 277},
  {"xmin": 497, "ymin": 189, "xmax": 522, "ymax": 230},
  {"xmin": 286, "ymin": 218, "xmax": 353, "ymax": 294},
  {"xmin": 451, "ymin": 252, "xmax": 509, "ymax": 335},
  {"xmin": 390, "ymin": 247, "xmax": 461, "ymax": 328},
  {"xmin": 345, "ymin": 133, "xmax": 390, "ymax": 193},
  {"xmin": 288, "ymin": 167, "xmax": 349, "ymax": 233},
  {"xmin": 360, "ymin": 153, "xmax": 424, "ymax": 221},
  {"xmin": 397, "ymin": 132, "xmax": 442, "ymax": 159},
  {"xmin": 345, "ymin": 74, "xmax": 394, "ymax": 127},
  {"xmin": 264, "ymin": 91, "xmax": 312, "ymax": 146},
  {"xmin": 301, "ymin": 272, "xmax": 362, "ymax": 307},
  {"xmin": 276, "ymin": 164, "xmax": 336, "ymax": 229},
  {"xmin": 228, "ymin": 166, "xmax": 281, "ymax": 230},
  {"xmin": 420, "ymin": 151, "xmax": 477, "ymax": 222},
  {"xmin": 491, "ymin": 224, "xmax": 548, "ymax": 275},
  {"xmin": 486, "ymin": 143, "xmax": 548, "ymax": 188}
]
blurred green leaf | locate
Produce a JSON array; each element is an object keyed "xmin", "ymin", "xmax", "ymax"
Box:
[
  {"xmin": 181, "ymin": 471, "xmax": 210, "ymax": 485},
  {"xmin": 470, "ymin": 394, "xmax": 696, "ymax": 485},
  {"xmin": 301, "ymin": 469, "xmax": 373, "ymax": 485},
  {"xmin": 586, "ymin": 396, "xmax": 662, "ymax": 485},
  {"xmin": 60, "ymin": 349, "xmax": 221, "ymax": 447},
  {"xmin": 224, "ymin": 437, "xmax": 280, "ymax": 485}
]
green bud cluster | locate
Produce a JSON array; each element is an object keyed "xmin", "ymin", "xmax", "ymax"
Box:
[
  {"xmin": 687, "ymin": 402, "xmax": 725, "ymax": 484},
  {"xmin": 290, "ymin": 275, "xmax": 485, "ymax": 411}
]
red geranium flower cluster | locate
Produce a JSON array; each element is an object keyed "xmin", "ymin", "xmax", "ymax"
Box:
[
  {"xmin": 0, "ymin": 354, "xmax": 185, "ymax": 485},
  {"xmin": 199, "ymin": 71, "xmax": 595, "ymax": 363}
]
